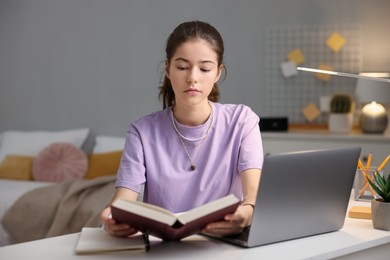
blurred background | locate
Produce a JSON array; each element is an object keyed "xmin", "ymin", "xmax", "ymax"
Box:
[{"xmin": 0, "ymin": 0, "xmax": 389, "ymax": 135}]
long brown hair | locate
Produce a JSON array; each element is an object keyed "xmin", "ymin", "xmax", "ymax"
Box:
[{"xmin": 158, "ymin": 21, "xmax": 226, "ymax": 109}]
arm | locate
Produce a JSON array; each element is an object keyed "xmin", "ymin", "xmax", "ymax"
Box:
[
  {"xmin": 202, "ymin": 168, "xmax": 261, "ymax": 236},
  {"xmin": 100, "ymin": 187, "xmax": 140, "ymax": 237},
  {"xmin": 234, "ymin": 168, "xmax": 261, "ymax": 229},
  {"xmin": 241, "ymin": 168, "xmax": 261, "ymax": 207}
]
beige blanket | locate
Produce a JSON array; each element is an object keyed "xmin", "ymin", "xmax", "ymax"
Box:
[{"xmin": 2, "ymin": 176, "xmax": 116, "ymax": 243}]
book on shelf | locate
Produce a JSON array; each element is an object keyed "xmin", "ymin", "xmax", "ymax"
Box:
[
  {"xmin": 111, "ymin": 194, "xmax": 240, "ymax": 241},
  {"xmin": 75, "ymin": 227, "xmax": 149, "ymax": 254}
]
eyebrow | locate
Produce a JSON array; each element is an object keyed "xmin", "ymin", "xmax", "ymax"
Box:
[{"xmin": 174, "ymin": 58, "xmax": 215, "ymax": 65}]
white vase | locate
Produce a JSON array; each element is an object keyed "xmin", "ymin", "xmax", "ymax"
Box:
[
  {"xmin": 371, "ymin": 199, "xmax": 390, "ymax": 231},
  {"xmin": 328, "ymin": 113, "xmax": 353, "ymax": 133}
]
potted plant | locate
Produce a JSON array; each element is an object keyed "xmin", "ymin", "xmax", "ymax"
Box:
[
  {"xmin": 365, "ymin": 170, "xmax": 390, "ymax": 231},
  {"xmin": 328, "ymin": 93, "xmax": 354, "ymax": 133}
]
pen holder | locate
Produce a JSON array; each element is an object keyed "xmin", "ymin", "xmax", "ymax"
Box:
[{"xmin": 354, "ymin": 167, "xmax": 383, "ymax": 201}]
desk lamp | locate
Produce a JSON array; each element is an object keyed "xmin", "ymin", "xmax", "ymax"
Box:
[{"xmin": 297, "ymin": 67, "xmax": 390, "ymax": 134}]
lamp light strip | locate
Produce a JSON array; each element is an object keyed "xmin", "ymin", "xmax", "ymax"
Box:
[{"xmin": 297, "ymin": 67, "xmax": 390, "ymax": 83}]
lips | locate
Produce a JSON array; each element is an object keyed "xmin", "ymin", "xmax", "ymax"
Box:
[{"xmin": 185, "ymin": 88, "xmax": 200, "ymax": 94}]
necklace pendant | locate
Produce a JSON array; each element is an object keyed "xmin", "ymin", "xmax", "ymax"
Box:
[{"xmin": 190, "ymin": 165, "xmax": 196, "ymax": 171}]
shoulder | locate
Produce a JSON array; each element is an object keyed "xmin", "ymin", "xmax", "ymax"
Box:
[
  {"xmin": 213, "ymin": 102, "xmax": 259, "ymax": 121},
  {"xmin": 128, "ymin": 108, "xmax": 171, "ymax": 133}
]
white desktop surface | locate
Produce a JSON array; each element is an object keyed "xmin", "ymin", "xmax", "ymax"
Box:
[{"xmin": 1, "ymin": 200, "xmax": 389, "ymax": 260}]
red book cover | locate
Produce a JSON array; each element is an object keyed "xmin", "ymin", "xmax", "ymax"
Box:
[{"xmin": 111, "ymin": 194, "xmax": 240, "ymax": 241}]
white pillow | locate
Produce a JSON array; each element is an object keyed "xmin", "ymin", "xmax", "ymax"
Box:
[
  {"xmin": 92, "ymin": 135, "xmax": 125, "ymax": 153},
  {"xmin": 0, "ymin": 128, "xmax": 90, "ymax": 162}
]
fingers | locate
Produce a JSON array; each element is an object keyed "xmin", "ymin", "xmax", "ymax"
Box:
[
  {"xmin": 106, "ymin": 222, "xmax": 138, "ymax": 237},
  {"xmin": 224, "ymin": 212, "xmax": 245, "ymax": 222},
  {"xmin": 201, "ymin": 220, "xmax": 244, "ymax": 236},
  {"xmin": 202, "ymin": 215, "xmax": 246, "ymax": 234},
  {"xmin": 100, "ymin": 207, "xmax": 113, "ymax": 223},
  {"xmin": 201, "ymin": 205, "xmax": 253, "ymax": 236},
  {"xmin": 100, "ymin": 206, "xmax": 138, "ymax": 237}
]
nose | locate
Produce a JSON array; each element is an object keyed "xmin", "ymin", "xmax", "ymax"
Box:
[{"xmin": 187, "ymin": 68, "xmax": 198, "ymax": 85}]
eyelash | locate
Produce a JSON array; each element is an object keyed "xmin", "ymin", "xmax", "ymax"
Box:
[{"xmin": 176, "ymin": 66, "xmax": 210, "ymax": 73}]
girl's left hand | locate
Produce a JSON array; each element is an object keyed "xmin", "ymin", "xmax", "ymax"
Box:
[{"xmin": 200, "ymin": 204, "xmax": 253, "ymax": 236}]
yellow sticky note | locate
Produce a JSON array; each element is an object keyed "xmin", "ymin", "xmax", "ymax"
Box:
[
  {"xmin": 315, "ymin": 64, "xmax": 334, "ymax": 82},
  {"xmin": 326, "ymin": 32, "xmax": 346, "ymax": 53},
  {"xmin": 302, "ymin": 103, "xmax": 321, "ymax": 122},
  {"xmin": 287, "ymin": 49, "xmax": 305, "ymax": 65}
]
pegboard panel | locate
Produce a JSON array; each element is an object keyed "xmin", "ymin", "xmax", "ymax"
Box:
[{"xmin": 264, "ymin": 24, "xmax": 362, "ymax": 124}]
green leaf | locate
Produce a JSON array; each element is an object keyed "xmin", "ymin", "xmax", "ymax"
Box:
[
  {"xmin": 374, "ymin": 171, "xmax": 386, "ymax": 190},
  {"xmin": 385, "ymin": 174, "xmax": 390, "ymax": 194},
  {"xmin": 384, "ymin": 174, "xmax": 390, "ymax": 201},
  {"xmin": 367, "ymin": 177, "xmax": 386, "ymax": 198},
  {"xmin": 368, "ymin": 171, "xmax": 390, "ymax": 202}
]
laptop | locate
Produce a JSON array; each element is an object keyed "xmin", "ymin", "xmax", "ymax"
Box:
[{"xmin": 203, "ymin": 147, "xmax": 361, "ymax": 248}]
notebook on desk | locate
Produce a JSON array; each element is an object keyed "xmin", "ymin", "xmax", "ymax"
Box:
[{"xmin": 203, "ymin": 147, "xmax": 361, "ymax": 248}]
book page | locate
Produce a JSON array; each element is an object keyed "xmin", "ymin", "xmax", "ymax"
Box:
[
  {"xmin": 177, "ymin": 194, "xmax": 240, "ymax": 224},
  {"xmin": 130, "ymin": 200, "xmax": 175, "ymax": 215},
  {"xmin": 112, "ymin": 199, "xmax": 178, "ymax": 226},
  {"xmin": 75, "ymin": 227, "xmax": 147, "ymax": 254}
]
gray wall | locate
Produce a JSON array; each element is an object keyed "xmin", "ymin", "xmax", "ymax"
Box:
[{"xmin": 1, "ymin": 0, "xmax": 389, "ymax": 136}]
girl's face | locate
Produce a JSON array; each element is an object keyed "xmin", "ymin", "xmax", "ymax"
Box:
[{"xmin": 166, "ymin": 39, "xmax": 222, "ymax": 107}]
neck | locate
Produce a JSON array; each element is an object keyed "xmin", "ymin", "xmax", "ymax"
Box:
[{"xmin": 173, "ymin": 101, "xmax": 212, "ymax": 126}]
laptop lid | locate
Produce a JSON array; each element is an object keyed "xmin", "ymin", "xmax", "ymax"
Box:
[{"xmin": 207, "ymin": 147, "xmax": 361, "ymax": 248}]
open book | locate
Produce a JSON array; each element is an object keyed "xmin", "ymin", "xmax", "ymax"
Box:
[
  {"xmin": 75, "ymin": 227, "xmax": 149, "ymax": 254},
  {"xmin": 111, "ymin": 194, "xmax": 240, "ymax": 241}
]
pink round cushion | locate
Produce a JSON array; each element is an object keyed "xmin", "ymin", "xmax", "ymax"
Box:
[{"xmin": 32, "ymin": 143, "xmax": 88, "ymax": 182}]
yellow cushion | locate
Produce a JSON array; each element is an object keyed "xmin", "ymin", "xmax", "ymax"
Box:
[
  {"xmin": 84, "ymin": 151, "xmax": 122, "ymax": 179},
  {"xmin": 0, "ymin": 155, "xmax": 34, "ymax": 180}
]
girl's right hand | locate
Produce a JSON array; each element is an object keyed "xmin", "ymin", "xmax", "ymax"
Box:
[{"xmin": 100, "ymin": 206, "xmax": 139, "ymax": 237}]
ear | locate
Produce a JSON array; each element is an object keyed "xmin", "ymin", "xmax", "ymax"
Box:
[
  {"xmin": 165, "ymin": 60, "xmax": 170, "ymax": 80},
  {"xmin": 215, "ymin": 64, "xmax": 224, "ymax": 83}
]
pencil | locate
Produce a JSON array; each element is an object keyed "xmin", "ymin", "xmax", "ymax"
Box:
[
  {"xmin": 358, "ymin": 155, "xmax": 377, "ymax": 198},
  {"xmin": 358, "ymin": 159, "xmax": 365, "ymax": 170},
  {"xmin": 359, "ymin": 169, "xmax": 377, "ymax": 197},
  {"xmin": 361, "ymin": 155, "xmax": 390, "ymax": 198},
  {"xmin": 377, "ymin": 155, "xmax": 390, "ymax": 171},
  {"xmin": 359, "ymin": 153, "xmax": 372, "ymax": 196},
  {"xmin": 366, "ymin": 153, "xmax": 372, "ymax": 170},
  {"xmin": 357, "ymin": 159, "xmax": 368, "ymax": 196}
]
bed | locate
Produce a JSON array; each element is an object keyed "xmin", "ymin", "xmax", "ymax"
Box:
[{"xmin": 0, "ymin": 129, "xmax": 125, "ymax": 246}]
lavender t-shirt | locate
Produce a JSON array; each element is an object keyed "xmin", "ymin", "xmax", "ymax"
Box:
[{"xmin": 116, "ymin": 102, "xmax": 263, "ymax": 212}]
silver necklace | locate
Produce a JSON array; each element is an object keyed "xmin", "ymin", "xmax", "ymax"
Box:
[
  {"xmin": 171, "ymin": 103, "xmax": 214, "ymax": 171},
  {"xmin": 177, "ymin": 136, "xmax": 206, "ymax": 171},
  {"xmin": 171, "ymin": 104, "xmax": 214, "ymax": 142}
]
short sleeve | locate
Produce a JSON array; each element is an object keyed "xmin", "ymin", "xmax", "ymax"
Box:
[
  {"xmin": 115, "ymin": 126, "xmax": 146, "ymax": 193},
  {"xmin": 237, "ymin": 108, "xmax": 263, "ymax": 173}
]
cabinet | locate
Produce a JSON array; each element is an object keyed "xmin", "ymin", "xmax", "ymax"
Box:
[{"xmin": 261, "ymin": 129, "xmax": 390, "ymax": 173}]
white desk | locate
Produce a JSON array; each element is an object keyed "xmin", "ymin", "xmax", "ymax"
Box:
[{"xmin": 1, "ymin": 200, "xmax": 389, "ymax": 260}]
